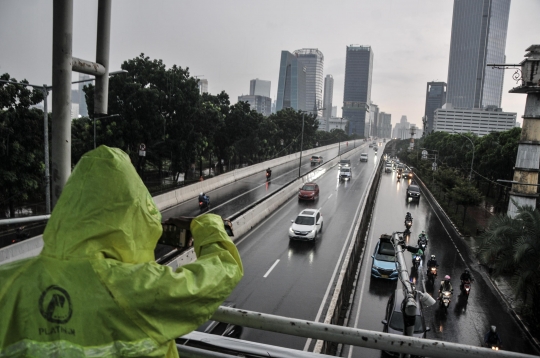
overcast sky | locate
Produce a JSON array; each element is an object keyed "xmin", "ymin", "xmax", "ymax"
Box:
[{"xmin": 1, "ymin": 1, "xmax": 539, "ymax": 128}]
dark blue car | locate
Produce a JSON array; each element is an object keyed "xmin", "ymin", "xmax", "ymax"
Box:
[{"xmin": 371, "ymin": 234, "xmax": 398, "ymax": 280}]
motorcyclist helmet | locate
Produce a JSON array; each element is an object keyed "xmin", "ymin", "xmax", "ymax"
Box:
[
  {"xmin": 431, "ymin": 254, "xmax": 436, "ymax": 260},
  {"xmin": 421, "ymin": 230, "xmax": 425, "ymax": 235},
  {"xmin": 444, "ymin": 275, "xmax": 451, "ymax": 281},
  {"xmin": 464, "ymin": 269, "xmax": 469, "ymax": 275},
  {"xmin": 491, "ymin": 325, "xmax": 497, "ymax": 333}
]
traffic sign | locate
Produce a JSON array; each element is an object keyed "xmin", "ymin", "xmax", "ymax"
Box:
[
  {"xmin": 421, "ymin": 150, "xmax": 428, "ymax": 160},
  {"xmin": 139, "ymin": 143, "xmax": 146, "ymax": 151},
  {"xmin": 432, "ymin": 162, "xmax": 437, "ymax": 171}
]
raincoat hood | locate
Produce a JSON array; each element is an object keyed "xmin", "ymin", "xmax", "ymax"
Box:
[{"xmin": 42, "ymin": 146, "xmax": 162, "ymax": 263}]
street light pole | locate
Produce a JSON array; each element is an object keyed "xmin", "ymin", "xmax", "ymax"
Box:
[{"xmin": 453, "ymin": 131, "xmax": 475, "ymax": 181}]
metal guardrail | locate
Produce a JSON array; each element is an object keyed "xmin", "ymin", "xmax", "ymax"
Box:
[
  {"xmin": 211, "ymin": 306, "xmax": 534, "ymax": 358},
  {"xmin": 0, "ymin": 215, "xmax": 51, "ymax": 226}
]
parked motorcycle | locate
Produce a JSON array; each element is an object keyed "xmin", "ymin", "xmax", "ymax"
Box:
[
  {"xmin": 427, "ymin": 266, "xmax": 438, "ymax": 283},
  {"xmin": 439, "ymin": 290, "xmax": 452, "ymax": 314},
  {"xmin": 460, "ymin": 279, "xmax": 472, "ymax": 301}
]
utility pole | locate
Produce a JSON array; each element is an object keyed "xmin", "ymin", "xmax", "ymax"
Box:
[
  {"xmin": 390, "ymin": 232, "xmax": 436, "ymax": 357},
  {"xmin": 490, "ymin": 45, "xmax": 540, "ymax": 217}
]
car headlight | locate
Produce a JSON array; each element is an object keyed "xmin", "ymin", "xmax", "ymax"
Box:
[{"xmin": 289, "ymin": 227, "xmax": 294, "ymax": 234}]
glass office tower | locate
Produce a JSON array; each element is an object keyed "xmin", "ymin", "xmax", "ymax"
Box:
[
  {"xmin": 342, "ymin": 45, "xmax": 373, "ymax": 136},
  {"xmin": 293, "ymin": 49, "xmax": 324, "ymax": 116},
  {"xmin": 446, "ymin": 0, "xmax": 510, "ymax": 109},
  {"xmin": 276, "ymin": 51, "xmax": 307, "ymax": 112},
  {"xmin": 424, "ymin": 82, "xmax": 447, "ymax": 134}
]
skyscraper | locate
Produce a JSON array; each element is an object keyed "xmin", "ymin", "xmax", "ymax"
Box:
[
  {"xmin": 379, "ymin": 112, "xmax": 392, "ymax": 138},
  {"xmin": 342, "ymin": 45, "xmax": 373, "ymax": 136},
  {"xmin": 276, "ymin": 51, "xmax": 307, "ymax": 112},
  {"xmin": 323, "ymin": 75, "xmax": 334, "ymax": 129},
  {"xmin": 294, "ymin": 49, "xmax": 324, "ymax": 116},
  {"xmin": 446, "ymin": 0, "xmax": 510, "ymax": 109},
  {"xmin": 198, "ymin": 79, "xmax": 209, "ymax": 94},
  {"xmin": 250, "ymin": 79, "xmax": 271, "ymax": 97},
  {"xmin": 78, "ymin": 73, "xmax": 92, "ymax": 117},
  {"xmin": 370, "ymin": 103, "xmax": 379, "ymax": 137},
  {"xmin": 424, "ymin": 82, "xmax": 447, "ymax": 134}
]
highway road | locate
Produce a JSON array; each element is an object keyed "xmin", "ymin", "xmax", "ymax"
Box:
[
  {"xmin": 343, "ymin": 164, "xmax": 538, "ymax": 357},
  {"xmin": 155, "ymin": 140, "xmax": 365, "ymax": 259},
  {"xmin": 226, "ymin": 142, "xmax": 386, "ymax": 349}
]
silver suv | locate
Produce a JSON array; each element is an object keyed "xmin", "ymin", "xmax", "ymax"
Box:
[
  {"xmin": 288, "ymin": 209, "xmax": 323, "ymax": 241},
  {"xmin": 339, "ymin": 167, "xmax": 352, "ymax": 181}
]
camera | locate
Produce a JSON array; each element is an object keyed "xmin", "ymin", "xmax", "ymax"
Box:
[{"xmin": 159, "ymin": 217, "xmax": 234, "ymax": 248}]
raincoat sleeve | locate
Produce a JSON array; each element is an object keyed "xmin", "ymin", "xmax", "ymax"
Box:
[{"xmin": 93, "ymin": 214, "xmax": 243, "ymax": 345}]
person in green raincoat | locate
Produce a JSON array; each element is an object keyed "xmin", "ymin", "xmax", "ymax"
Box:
[{"xmin": 0, "ymin": 146, "xmax": 243, "ymax": 358}]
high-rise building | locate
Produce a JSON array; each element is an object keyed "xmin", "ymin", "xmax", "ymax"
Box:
[
  {"xmin": 238, "ymin": 95, "xmax": 272, "ymax": 117},
  {"xmin": 323, "ymin": 75, "xmax": 334, "ymax": 125},
  {"xmin": 342, "ymin": 45, "xmax": 373, "ymax": 136},
  {"xmin": 424, "ymin": 82, "xmax": 447, "ymax": 134},
  {"xmin": 392, "ymin": 115, "xmax": 411, "ymax": 139},
  {"xmin": 331, "ymin": 106, "xmax": 337, "ymax": 117},
  {"xmin": 276, "ymin": 51, "xmax": 307, "ymax": 112},
  {"xmin": 78, "ymin": 73, "xmax": 92, "ymax": 117},
  {"xmin": 198, "ymin": 79, "xmax": 209, "ymax": 94},
  {"xmin": 370, "ymin": 103, "xmax": 379, "ymax": 137},
  {"xmin": 294, "ymin": 49, "xmax": 324, "ymax": 116},
  {"xmin": 433, "ymin": 103, "xmax": 516, "ymax": 136},
  {"xmin": 379, "ymin": 112, "xmax": 392, "ymax": 138},
  {"xmin": 446, "ymin": 0, "xmax": 510, "ymax": 109},
  {"xmin": 250, "ymin": 79, "xmax": 271, "ymax": 97}
]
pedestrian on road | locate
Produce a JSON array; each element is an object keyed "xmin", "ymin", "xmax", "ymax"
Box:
[{"xmin": 0, "ymin": 146, "xmax": 243, "ymax": 358}]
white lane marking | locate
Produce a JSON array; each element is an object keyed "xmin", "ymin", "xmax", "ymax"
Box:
[
  {"xmin": 348, "ymin": 204, "xmax": 378, "ymax": 358},
  {"xmin": 328, "ymin": 194, "xmax": 332, "ymax": 199},
  {"xmin": 303, "ymin": 157, "xmax": 375, "ymax": 351},
  {"xmin": 263, "ymin": 259, "xmax": 280, "ymax": 278}
]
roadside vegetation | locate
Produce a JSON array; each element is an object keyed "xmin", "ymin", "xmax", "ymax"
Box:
[{"xmin": 1, "ymin": 54, "xmax": 359, "ymax": 219}]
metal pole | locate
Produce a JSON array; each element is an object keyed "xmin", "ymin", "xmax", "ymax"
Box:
[
  {"xmin": 454, "ymin": 132, "xmax": 474, "ymax": 181},
  {"xmin": 211, "ymin": 306, "xmax": 532, "ymax": 358},
  {"xmin": 42, "ymin": 86, "xmax": 51, "ymax": 214},
  {"xmin": 94, "ymin": 114, "xmax": 96, "ymax": 149},
  {"xmin": 298, "ymin": 113, "xmax": 305, "ymax": 178},
  {"xmin": 94, "ymin": 0, "xmax": 111, "ymax": 115},
  {"xmin": 51, "ymin": 0, "xmax": 73, "ymax": 207}
]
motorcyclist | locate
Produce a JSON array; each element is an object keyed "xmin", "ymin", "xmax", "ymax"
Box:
[
  {"xmin": 418, "ymin": 230, "xmax": 428, "ymax": 242},
  {"xmin": 412, "ymin": 246, "xmax": 423, "ymax": 266},
  {"xmin": 426, "ymin": 254, "xmax": 438, "ymax": 275},
  {"xmin": 426, "ymin": 254, "xmax": 438, "ymax": 267},
  {"xmin": 199, "ymin": 192, "xmax": 209, "ymax": 205},
  {"xmin": 266, "ymin": 167, "xmax": 272, "ymax": 179},
  {"xmin": 484, "ymin": 325, "xmax": 502, "ymax": 348},
  {"xmin": 460, "ymin": 269, "xmax": 474, "ymax": 292},
  {"xmin": 439, "ymin": 275, "xmax": 453, "ymax": 299}
]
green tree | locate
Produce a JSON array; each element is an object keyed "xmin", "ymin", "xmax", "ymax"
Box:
[
  {"xmin": 450, "ymin": 181, "xmax": 482, "ymax": 226},
  {"xmin": 0, "ymin": 74, "xmax": 46, "ymax": 217},
  {"xmin": 478, "ymin": 205, "xmax": 540, "ymax": 330}
]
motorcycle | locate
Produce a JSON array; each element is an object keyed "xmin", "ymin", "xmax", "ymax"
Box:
[
  {"xmin": 412, "ymin": 254, "xmax": 421, "ymax": 269},
  {"xmin": 404, "ymin": 219, "xmax": 412, "ymax": 232},
  {"xmin": 397, "ymin": 173, "xmax": 402, "ymax": 180},
  {"xmin": 427, "ymin": 266, "xmax": 438, "ymax": 283},
  {"xmin": 418, "ymin": 239, "xmax": 427, "ymax": 253},
  {"xmin": 439, "ymin": 290, "xmax": 452, "ymax": 314},
  {"xmin": 199, "ymin": 196, "xmax": 210, "ymax": 211},
  {"xmin": 461, "ymin": 279, "xmax": 472, "ymax": 301}
]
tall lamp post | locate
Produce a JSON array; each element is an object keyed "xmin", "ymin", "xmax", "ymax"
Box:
[
  {"xmin": 453, "ymin": 131, "xmax": 475, "ymax": 181},
  {"xmin": 298, "ymin": 108, "xmax": 325, "ymax": 178}
]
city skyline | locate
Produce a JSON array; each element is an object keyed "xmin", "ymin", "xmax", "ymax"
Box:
[{"xmin": 1, "ymin": 1, "xmax": 538, "ymax": 128}]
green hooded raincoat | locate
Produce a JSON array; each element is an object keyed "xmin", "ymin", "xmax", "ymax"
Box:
[{"xmin": 0, "ymin": 146, "xmax": 243, "ymax": 357}]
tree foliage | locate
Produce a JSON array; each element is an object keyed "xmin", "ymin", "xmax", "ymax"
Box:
[
  {"xmin": 0, "ymin": 74, "xmax": 46, "ymax": 217},
  {"xmin": 478, "ymin": 204, "xmax": 540, "ymax": 329}
]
